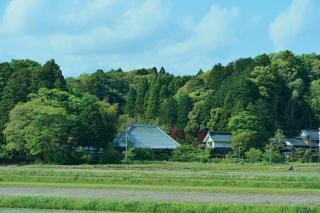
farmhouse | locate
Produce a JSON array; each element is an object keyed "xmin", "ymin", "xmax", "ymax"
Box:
[
  {"xmin": 281, "ymin": 130, "xmax": 319, "ymax": 150},
  {"xmin": 114, "ymin": 124, "xmax": 180, "ymax": 150},
  {"xmin": 202, "ymin": 131, "xmax": 232, "ymax": 154}
]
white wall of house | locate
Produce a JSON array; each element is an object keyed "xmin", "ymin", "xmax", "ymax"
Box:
[{"xmin": 203, "ymin": 135, "xmax": 231, "ymax": 149}]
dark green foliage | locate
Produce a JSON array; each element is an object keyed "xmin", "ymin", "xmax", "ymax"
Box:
[
  {"xmin": 170, "ymin": 145, "xmax": 211, "ymax": 162},
  {"xmin": 1, "ymin": 51, "xmax": 320, "ymax": 163},
  {"xmin": 125, "ymin": 87, "xmax": 137, "ymax": 117},
  {"xmin": 33, "ymin": 59, "xmax": 67, "ymax": 90},
  {"xmin": 159, "ymin": 97, "xmax": 177, "ymax": 127},
  {"xmin": 145, "ymin": 77, "xmax": 160, "ymax": 120},
  {"xmin": 127, "ymin": 148, "xmax": 155, "ymax": 161},
  {"xmin": 176, "ymin": 94, "xmax": 191, "ymax": 130},
  {"xmin": 135, "ymin": 78, "xmax": 149, "ymax": 115}
]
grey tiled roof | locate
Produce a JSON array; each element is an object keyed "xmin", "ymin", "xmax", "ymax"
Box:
[
  {"xmin": 208, "ymin": 131, "xmax": 232, "ymax": 143},
  {"xmin": 299, "ymin": 130, "xmax": 320, "ymax": 140},
  {"xmin": 115, "ymin": 124, "xmax": 180, "ymax": 149},
  {"xmin": 286, "ymin": 137, "xmax": 318, "ymax": 148}
]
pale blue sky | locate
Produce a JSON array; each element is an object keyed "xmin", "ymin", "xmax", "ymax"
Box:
[{"xmin": 0, "ymin": 0, "xmax": 319, "ymax": 76}]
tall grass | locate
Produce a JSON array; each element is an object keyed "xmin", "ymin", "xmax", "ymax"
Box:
[{"xmin": 0, "ymin": 196, "xmax": 319, "ymax": 213}]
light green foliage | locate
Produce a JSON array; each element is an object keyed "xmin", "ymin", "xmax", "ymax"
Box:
[
  {"xmin": 232, "ymin": 131, "xmax": 258, "ymax": 156},
  {"xmin": 171, "ymin": 145, "xmax": 211, "ymax": 162},
  {"xmin": 184, "ymin": 101, "xmax": 205, "ymax": 136},
  {"xmin": 207, "ymin": 107, "xmax": 228, "ymax": 131},
  {"xmin": 4, "ymin": 99, "xmax": 78, "ymax": 163},
  {"xmin": 267, "ymin": 129, "xmax": 286, "ymax": 152},
  {"xmin": 245, "ymin": 148, "xmax": 262, "ymax": 163},
  {"xmin": 309, "ymin": 80, "xmax": 320, "ymax": 120},
  {"xmin": 3, "ymin": 88, "xmax": 118, "ymax": 163},
  {"xmin": 262, "ymin": 150, "xmax": 284, "ymax": 163},
  {"xmin": 249, "ymin": 66, "xmax": 276, "ymax": 98},
  {"xmin": 0, "ymin": 196, "xmax": 318, "ymax": 213},
  {"xmin": 228, "ymin": 111, "xmax": 263, "ymax": 135}
]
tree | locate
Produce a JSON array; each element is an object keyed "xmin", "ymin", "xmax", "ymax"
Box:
[
  {"xmin": 228, "ymin": 111, "xmax": 263, "ymax": 135},
  {"xmin": 159, "ymin": 97, "xmax": 177, "ymax": 127},
  {"xmin": 145, "ymin": 77, "xmax": 159, "ymax": 120},
  {"xmin": 176, "ymin": 94, "xmax": 191, "ymax": 130},
  {"xmin": 249, "ymin": 66, "xmax": 277, "ymax": 99},
  {"xmin": 232, "ymin": 131, "xmax": 257, "ymax": 156},
  {"xmin": 245, "ymin": 148, "xmax": 262, "ymax": 163},
  {"xmin": 3, "ymin": 100, "xmax": 78, "ymax": 163},
  {"xmin": 34, "ymin": 59, "xmax": 67, "ymax": 90},
  {"xmin": 125, "ymin": 87, "xmax": 137, "ymax": 117},
  {"xmin": 207, "ymin": 108, "xmax": 228, "ymax": 131},
  {"xmin": 159, "ymin": 85, "xmax": 169, "ymax": 104},
  {"xmin": 267, "ymin": 129, "xmax": 286, "ymax": 152},
  {"xmin": 309, "ymin": 80, "xmax": 320, "ymax": 120},
  {"xmin": 185, "ymin": 101, "xmax": 204, "ymax": 136},
  {"xmin": 135, "ymin": 78, "xmax": 148, "ymax": 115},
  {"xmin": 3, "ymin": 88, "xmax": 118, "ymax": 163}
]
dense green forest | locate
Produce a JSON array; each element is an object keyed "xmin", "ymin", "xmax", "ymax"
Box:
[{"xmin": 0, "ymin": 50, "xmax": 320, "ymax": 163}]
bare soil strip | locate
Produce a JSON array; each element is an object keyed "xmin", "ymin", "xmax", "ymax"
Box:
[{"xmin": 1, "ymin": 187, "xmax": 320, "ymax": 204}]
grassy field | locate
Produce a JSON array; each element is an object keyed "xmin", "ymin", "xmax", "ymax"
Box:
[{"xmin": 0, "ymin": 162, "xmax": 319, "ymax": 212}]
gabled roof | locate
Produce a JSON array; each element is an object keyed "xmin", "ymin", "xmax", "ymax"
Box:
[
  {"xmin": 204, "ymin": 131, "xmax": 232, "ymax": 143},
  {"xmin": 299, "ymin": 130, "xmax": 320, "ymax": 140},
  {"xmin": 286, "ymin": 137, "xmax": 318, "ymax": 148},
  {"xmin": 285, "ymin": 138, "xmax": 307, "ymax": 147},
  {"xmin": 114, "ymin": 124, "xmax": 180, "ymax": 149}
]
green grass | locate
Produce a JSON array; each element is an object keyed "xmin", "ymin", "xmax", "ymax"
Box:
[
  {"xmin": 0, "ymin": 162, "xmax": 319, "ymax": 189},
  {"xmin": 0, "ymin": 196, "xmax": 319, "ymax": 213},
  {"xmin": 1, "ymin": 162, "xmax": 320, "ymax": 212}
]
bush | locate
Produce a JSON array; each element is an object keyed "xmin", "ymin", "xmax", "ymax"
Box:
[
  {"xmin": 101, "ymin": 148, "xmax": 121, "ymax": 164},
  {"xmin": 262, "ymin": 150, "xmax": 285, "ymax": 163},
  {"xmin": 170, "ymin": 145, "xmax": 211, "ymax": 162},
  {"xmin": 126, "ymin": 148, "xmax": 155, "ymax": 161},
  {"xmin": 245, "ymin": 148, "xmax": 262, "ymax": 163},
  {"xmin": 288, "ymin": 148, "xmax": 313, "ymax": 163}
]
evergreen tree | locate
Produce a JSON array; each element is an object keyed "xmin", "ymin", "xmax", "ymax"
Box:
[
  {"xmin": 159, "ymin": 85, "xmax": 169, "ymax": 104},
  {"xmin": 125, "ymin": 87, "xmax": 137, "ymax": 118},
  {"xmin": 135, "ymin": 78, "xmax": 148, "ymax": 115},
  {"xmin": 159, "ymin": 97, "xmax": 177, "ymax": 127},
  {"xmin": 145, "ymin": 77, "xmax": 159, "ymax": 120},
  {"xmin": 176, "ymin": 94, "xmax": 191, "ymax": 130},
  {"xmin": 34, "ymin": 59, "xmax": 67, "ymax": 90}
]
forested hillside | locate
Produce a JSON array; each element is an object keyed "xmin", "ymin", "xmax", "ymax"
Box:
[{"xmin": 0, "ymin": 50, "xmax": 320, "ymax": 163}]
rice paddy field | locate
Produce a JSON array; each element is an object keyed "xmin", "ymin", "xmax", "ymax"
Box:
[{"xmin": 0, "ymin": 162, "xmax": 319, "ymax": 212}]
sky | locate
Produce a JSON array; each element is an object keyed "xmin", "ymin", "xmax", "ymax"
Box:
[{"xmin": 0, "ymin": 0, "xmax": 319, "ymax": 77}]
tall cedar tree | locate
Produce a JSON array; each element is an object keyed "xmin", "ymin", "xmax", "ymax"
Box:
[
  {"xmin": 145, "ymin": 77, "xmax": 160, "ymax": 120},
  {"xmin": 125, "ymin": 87, "xmax": 137, "ymax": 118},
  {"xmin": 159, "ymin": 97, "xmax": 177, "ymax": 127},
  {"xmin": 176, "ymin": 94, "xmax": 191, "ymax": 130},
  {"xmin": 135, "ymin": 78, "xmax": 148, "ymax": 115}
]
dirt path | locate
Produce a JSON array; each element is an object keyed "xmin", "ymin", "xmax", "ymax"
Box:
[{"xmin": 1, "ymin": 186, "xmax": 320, "ymax": 204}]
